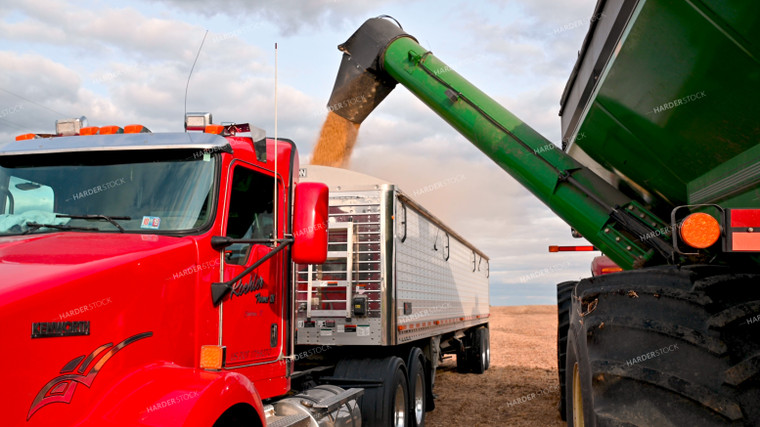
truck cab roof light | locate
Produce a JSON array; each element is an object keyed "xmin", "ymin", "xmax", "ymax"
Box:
[
  {"xmin": 99, "ymin": 126, "xmax": 124, "ymax": 135},
  {"xmin": 186, "ymin": 112, "xmax": 212, "ymax": 131},
  {"xmin": 680, "ymin": 212, "xmax": 720, "ymax": 249},
  {"xmin": 15, "ymin": 133, "xmax": 38, "ymax": 141},
  {"xmin": 56, "ymin": 116, "xmax": 88, "ymax": 136},
  {"xmin": 124, "ymin": 124, "xmax": 151, "ymax": 134},
  {"xmin": 79, "ymin": 126, "xmax": 100, "ymax": 136},
  {"xmin": 204, "ymin": 124, "xmax": 224, "ymax": 135}
]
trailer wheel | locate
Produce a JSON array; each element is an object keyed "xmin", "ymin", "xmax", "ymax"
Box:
[
  {"xmin": 469, "ymin": 327, "xmax": 488, "ymax": 374},
  {"xmin": 565, "ymin": 266, "xmax": 760, "ymax": 426},
  {"xmin": 335, "ymin": 356, "xmax": 410, "ymax": 427},
  {"xmin": 407, "ymin": 347, "xmax": 427, "ymax": 427},
  {"xmin": 484, "ymin": 326, "xmax": 491, "ymax": 370},
  {"xmin": 556, "ymin": 280, "xmax": 577, "ymax": 421},
  {"xmin": 456, "ymin": 341, "xmax": 469, "ymax": 373}
]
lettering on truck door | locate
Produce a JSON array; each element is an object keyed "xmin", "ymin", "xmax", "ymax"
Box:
[{"xmin": 220, "ymin": 164, "xmax": 283, "ymax": 366}]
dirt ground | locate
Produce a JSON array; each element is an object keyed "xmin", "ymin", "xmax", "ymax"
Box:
[{"xmin": 426, "ymin": 305, "xmax": 567, "ymax": 427}]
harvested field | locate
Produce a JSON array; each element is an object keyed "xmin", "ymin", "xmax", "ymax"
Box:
[{"xmin": 426, "ymin": 305, "xmax": 566, "ymax": 427}]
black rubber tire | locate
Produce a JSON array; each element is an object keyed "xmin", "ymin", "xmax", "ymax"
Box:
[
  {"xmin": 469, "ymin": 327, "xmax": 488, "ymax": 374},
  {"xmin": 334, "ymin": 356, "xmax": 410, "ymax": 427},
  {"xmin": 484, "ymin": 326, "xmax": 491, "ymax": 371},
  {"xmin": 407, "ymin": 348, "xmax": 427, "ymax": 427},
  {"xmin": 565, "ymin": 265, "xmax": 760, "ymax": 426},
  {"xmin": 456, "ymin": 339, "xmax": 469, "ymax": 373},
  {"xmin": 565, "ymin": 328, "xmax": 594, "ymax": 427},
  {"xmin": 557, "ymin": 280, "xmax": 577, "ymax": 421}
]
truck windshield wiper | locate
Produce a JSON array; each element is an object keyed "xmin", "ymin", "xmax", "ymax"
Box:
[
  {"xmin": 56, "ymin": 214, "xmax": 131, "ymax": 233},
  {"xmin": 23, "ymin": 222, "xmax": 100, "ymax": 234}
]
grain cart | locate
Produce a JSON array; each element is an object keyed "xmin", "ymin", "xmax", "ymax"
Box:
[{"xmin": 327, "ymin": 5, "xmax": 760, "ymax": 425}]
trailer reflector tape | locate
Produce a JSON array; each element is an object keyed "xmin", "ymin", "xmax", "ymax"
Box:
[
  {"xmin": 729, "ymin": 209, "xmax": 760, "ymax": 227},
  {"xmin": 731, "ymin": 232, "xmax": 760, "ymax": 251}
]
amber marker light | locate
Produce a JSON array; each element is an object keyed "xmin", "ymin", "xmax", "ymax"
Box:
[
  {"xmin": 99, "ymin": 126, "xmax": 124, "ymax": 135},
  {"xmin": 79, "ymin": 126, "xmax": 100, "ymax": 136},
  {"xmin": 680, "ymin": 213, "xmax": 720, "ymax": 249},
  {"xmin": 204, "ymin": 124, "xmax": 224, "ymax": 134},
  {"xmin": 15, "ymin": 133, "xmax": 37, "ymax": 141},
  {"xmin": 124, "ymin": 124, "xmax": 150, "ymax": 134},
  {"xmin": 200, "ymin": 345, "xmax": 225, "ymax": 370}
]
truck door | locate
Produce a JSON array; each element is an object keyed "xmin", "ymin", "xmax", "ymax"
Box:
[{"xmin": 220, "ymin": 163, "xmax": 284, "ymax": 367}]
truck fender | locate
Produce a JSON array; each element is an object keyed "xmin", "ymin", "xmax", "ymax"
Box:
[{"xmin": 88, "ymin": 362, "xmax": 265, "ymax": 426}]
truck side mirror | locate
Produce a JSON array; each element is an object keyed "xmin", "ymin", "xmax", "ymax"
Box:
[{"xmin": 292, "ymin": 182, "xmax": 329, "ymax": 264}]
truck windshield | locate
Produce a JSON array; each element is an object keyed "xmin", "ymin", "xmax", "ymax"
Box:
[{"xmin": 0, "ymin": 149, "xmax": 216, "ymax": 235}]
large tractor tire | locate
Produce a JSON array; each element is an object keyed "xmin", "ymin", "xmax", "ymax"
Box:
[
  {"xmin": 335, "ymin": 356, "xmax": 410, "ymax": 427},
  {"xmin": 565, "ymin": 265, "xmax": 760, "ymax": 426},
  {"xmin": 557, "ymin": 280, "xmax": 577, "ymax": 421}
]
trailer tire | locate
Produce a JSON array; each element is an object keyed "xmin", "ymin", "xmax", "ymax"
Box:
[
  {"xmin": 556, "ymin": 280, "xmax": 577, "ymax": 421},
  {"xmin": 565, "ymin": 265, "xmax": 760, "ymax": 426},
  {"xmin": 407, "ymin": 347, "xmax": 427, "ymax": 427},
  {"xmin": 484, "ymin": 326, "xmax": 491, "ymax": 370},
  {"xmin": 469, "ymin": 327, "xmax": 488, "ymax": 374},
  {"xmin": 335, "ymin": 356, "xmax": 410, "ymax": 427},
  {"xmin": 456, "ymin": 341, "xmax": 469, "ymax": 373}
]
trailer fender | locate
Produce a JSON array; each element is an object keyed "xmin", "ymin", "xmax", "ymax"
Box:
[{"xmin": 87, "ymin": 362, "xmax": 265, "ymax": 426}]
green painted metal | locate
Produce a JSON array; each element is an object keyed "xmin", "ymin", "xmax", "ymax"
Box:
[
  {"xmin": 571, "ymin": 0, "xmax": 760, "ymax": 210},
  {"xmin": 380, "ymin": 37, "xmax": 664, "ymax": 270}
]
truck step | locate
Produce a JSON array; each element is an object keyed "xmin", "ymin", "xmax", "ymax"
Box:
[
  {"xmin": 312, "ymin": 387, "xmax": 364, "ymax": 413},
  {"xmin": 266, "ymin": 412, "xmax": 310, "ymax": 427}
]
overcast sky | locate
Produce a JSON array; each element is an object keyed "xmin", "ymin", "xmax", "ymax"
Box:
[{"xmin": 0, "ymin": 0, "xmax": 603, "ymax": 306}]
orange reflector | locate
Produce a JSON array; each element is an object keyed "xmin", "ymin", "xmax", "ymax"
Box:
[
  {"xmin": 204, "ymin": 124, "xmax": 224, "ymax": 134},
  {"xmin": 99, "ymin": 126, "xmax": 123, "ymax": 135},
  {"xmin": 79, "ymin": 126, "xmax": 99, "ymax": 136},
  {"xmin": 549, "ymin": 245, "xmax": 596, "ymax": 252},
  {"xmin": 124, "ymin": 124, "xmax": 150, "ymax": 134},
  {"xmin": 731, "ymin": 233, "xmax": 760, "ymax": 251},
  {"xmin": 680, "ymin": 213, "xmax": 720, "ymax": 249},
  {"xmin": 15, "ymin": 133, "xmax": 37, "ymax": 141},
  {"xmin": 200, "ymin": 345, "xmax": 224, "ymax": 370},
  {"xmin": 600, "ymin": 267, "xmax": 623, "ymax": 274}
]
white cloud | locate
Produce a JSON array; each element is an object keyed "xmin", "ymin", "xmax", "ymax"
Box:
[{"xmin": 0, "ymin": 0, "xmax": 603, "ymax": 305}]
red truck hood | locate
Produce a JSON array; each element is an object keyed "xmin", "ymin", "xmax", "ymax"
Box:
[
  {"xmin": 0, "ymin": 232, "xmax": 196, "ymax": 304},
  {"xmin": 0, "ymin": 232, "xmax": 211, "ymax": 426}
]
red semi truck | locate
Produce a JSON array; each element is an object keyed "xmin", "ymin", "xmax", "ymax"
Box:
[{"xmin": 0, "ymin": 114, "xmax": 489, "ymax": 426}]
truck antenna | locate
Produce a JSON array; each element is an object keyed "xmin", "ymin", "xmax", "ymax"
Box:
[
  {"xmin": 273, "ymin": 42, "xmax": 279, "ymax": 245},
  {"xmin": 184, "ymin": 30, "xmax": 208, "ymax": 131}
]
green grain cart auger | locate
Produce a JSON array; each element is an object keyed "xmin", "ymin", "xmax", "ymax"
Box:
[
  {"xmin": 328, "ymin": 16, "xmax": 673, "ymax": 272},
  {"xmin": 329, "ymin": 6, "xmax": 760, "ymax": 426}
]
